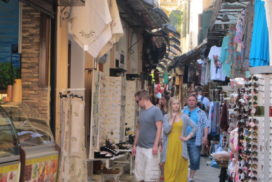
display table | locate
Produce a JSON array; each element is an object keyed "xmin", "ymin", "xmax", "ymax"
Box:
[
  {"xmin": 114, "ymin": 149, "xmax": 133, "ymax": 175},
  {"xmin": 89, "ymin": 149, "xmax": 133, "ymax": 179}
]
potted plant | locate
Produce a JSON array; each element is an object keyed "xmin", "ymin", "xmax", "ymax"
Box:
[{"xmin": 0, "ymin": 62, "xmax": 15, "ymax": 101}]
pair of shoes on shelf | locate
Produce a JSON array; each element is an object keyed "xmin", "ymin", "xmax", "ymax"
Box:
[
  {"xmin": 116, "ymin": 143, "xmax": 131, "ymax": 150},
  {"xmin": 105, "ymin": 139, "xmax": 118, "ymax": 150},
  {"xmin": 94, "ymin": 151, "xmax": 113, "ymax": 158},
  {"xmin": 100, "ymin": 146, "xmax": 119, "ymax": 156},
  {"xmin": 102, "ymin": 167, "xmax": 120, "ymax": 174}
]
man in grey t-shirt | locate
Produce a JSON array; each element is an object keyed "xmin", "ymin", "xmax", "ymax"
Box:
[{"xmin": 133, "ymin": 90, "xmax": 163, "ymax": 182}]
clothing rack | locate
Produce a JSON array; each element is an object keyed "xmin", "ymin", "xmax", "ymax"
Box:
[{"xmin": 209, "ymin": 88, "xmax": 222, "ymax": 102}]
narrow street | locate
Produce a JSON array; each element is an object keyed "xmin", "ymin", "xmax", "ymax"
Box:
[
  {"xmin": 1, "ymin": 0, "xmax": 271, "ymax": 181},
  {"xmin": 193, "ymin": 157, "xmax": 221, "ymax": 182},
  {"xmin": 90, "ymin": 157, "xmax": 221, "ymax": 182}
]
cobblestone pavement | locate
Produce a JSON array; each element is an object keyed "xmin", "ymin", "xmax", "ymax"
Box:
[
  {"xmin": 90, "ymin": 157, "xmax": 221, "ymax": 182},
  {"xmin": 193, "ymin": 157, "xmax": 221, "ymax": 182}
]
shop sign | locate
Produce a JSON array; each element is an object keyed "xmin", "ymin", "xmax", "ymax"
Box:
[
  {"xmin": 24, "ymin": 155, "xmax": 58, "ymax": 182},
  {"xmin": 0, "ymin": 163, "xmax": 20, "ymax": 182}
]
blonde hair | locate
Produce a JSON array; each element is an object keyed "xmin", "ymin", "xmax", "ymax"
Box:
[{"xmin": 168, "ymin": 97, "xmax": 182, "ymax": 119}]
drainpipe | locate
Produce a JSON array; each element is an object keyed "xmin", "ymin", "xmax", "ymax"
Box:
[{"xmin": 50, "ymin": 8, "xmax": 57, "ymax": 136}]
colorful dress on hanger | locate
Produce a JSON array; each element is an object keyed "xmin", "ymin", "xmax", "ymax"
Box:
[
  {"xmin": 164, "ymin": 120, "xmax": 188, "ymax": 182},
  {"xmin": 249, "ymin": 0, "xmax": 270, "ymax": 67}
]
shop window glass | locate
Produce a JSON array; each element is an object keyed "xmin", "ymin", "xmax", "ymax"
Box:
[
  {"xmin": 0, "ymin": 0, "xmax": 20, "ymax": 90},
  {"xmin": 1, "ymin": 104, "xmax": 54, "ymax": 147},
  {"xmin": 0, "ymin": 107, "xmax": 19, "ymax": 158}
]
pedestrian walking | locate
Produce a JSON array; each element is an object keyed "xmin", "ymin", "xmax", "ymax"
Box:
[
  {"xmin": 196, "ymin": 87, "xmax": 211, "ymax": 157},
  {"xmin": 183, "ymin": 95, "xmax": 209, "ymax": 182},
  {"xmin": 196, "ymin": 87, "xmax": 210, "ymax": 113},
  {"xmin": 157, "ymin": 94, "xmax": 169, "ymax": 181},
  {"xmin": 157, "ymin": 94, "xmax": 169, "ymax": 115},
  {"xmin": 133, "ymin": 90, "xmax": 163, "ymax": 182},
  {"xmin": 161, "ymin": 97, "xmax": 197, "ymax": 182}
]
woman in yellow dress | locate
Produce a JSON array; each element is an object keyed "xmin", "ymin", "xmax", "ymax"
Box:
[{"xmin": 161, "ymin": 98, "xmax": 197, "ymax": 182}]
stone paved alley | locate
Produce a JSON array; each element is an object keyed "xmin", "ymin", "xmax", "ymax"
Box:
[{"xmin": 90, "ymin": 157, "xmax": 221, "ymax": 182}]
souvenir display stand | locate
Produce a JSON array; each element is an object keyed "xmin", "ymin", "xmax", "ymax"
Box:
[
  {"xmin": 249, "ymin": 66, "xmax": 272, "ymax": 182},
  {"xmin": 88, "ymin": 73, "xmax": 135, "ymax": 178}
]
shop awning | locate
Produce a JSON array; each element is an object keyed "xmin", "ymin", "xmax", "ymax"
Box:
[
  {"xmin": 162, "ymin": 24, "xmax": 180, "ymax": 38},
  {"xmin": 170, "ymin": 41, "xmax": 208, "ymax": 69},
  {"xmin": 20, "ymin": 0, "xmax": 55, "ymax": 18},
  {"xmin": 117, "ymin": 0, "xmax": 168, "ymax": 30}
]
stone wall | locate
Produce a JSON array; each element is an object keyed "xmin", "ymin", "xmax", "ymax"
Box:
[
  {"xmin": 99, "ymin": 75, "xmax": 122, "ymax": 144},
  {"xmin": 124, "ymin": 80, "xmax": 137, "ymax": 136},
  {"xmin": 21, "ymin": 3, "xmax": 50, "ymax": 122}
]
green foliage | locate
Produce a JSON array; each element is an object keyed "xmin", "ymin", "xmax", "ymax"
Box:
[
  {"xmin": 0, "ymin": 62, "xmax": 15, "ymax": 89},
  {"xmin": 169, "ymin": 10, "xmax": 183, "ymax": 33}
]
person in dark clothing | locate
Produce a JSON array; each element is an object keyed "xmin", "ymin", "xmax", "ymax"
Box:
[{"xmin": 158, "ymin": 94, "xmax": 169, "ymax": 115}]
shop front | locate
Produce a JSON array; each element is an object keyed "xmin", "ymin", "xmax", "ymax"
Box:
[
  {"xmin": 0, "ymin": 0, "xmax": 58, "ymax": 181},
  {"xmin": 0, "ymin": 107, "xmax": 20, "ymax": 182},
  {"xmin": 0, "ymin": 104, "xmax": 58, "ymax": 182},
  {"xmin": 169, "ymin": 0, "xmax": 272, "ymax": 181}
]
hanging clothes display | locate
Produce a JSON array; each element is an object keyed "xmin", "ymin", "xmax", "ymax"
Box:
[
  {"xmin": 208, "ymin": 101, "xmax": 221, "ymax": 136},
  {"xmin": 218, "ymin": 4, "xmax": 253, "ymax": 79},
  {"xmin": 71, "ymin": 0, "xmax": 123, "ymax": 58},
  {"xmin": 92, "ymin": 0, "xmax": 124, "ymax": 58},
  {"xmin": 209, "ymin": 46, "xmax": 226, "ymax": 81},
  {"xmin": 220, "ymin": 33, "xmax": 232, "ymax": 78},
  {"xmin": 58, "ymin": 95, "xmax": 88, "ymax": 182},
  {"xmin": 205, "ymin": 59, "xmax": 210, "ymax": 85},
  {"xmin": 264, "ymin": 0, "xmax": 272, "ymax": 63},
  {"xmin": 243, "ymin": 4, "xmax": 254, "ymax": 61},
  {"xmin": 220, "ymin": 102, "xmax": 229, "ymax": 132},
  {"xmin": 198, "ymin": 59, "xmax": 208, "ymax": 86},
  {"xmin": 231, "ymin": 9, "xmax": 249, "ymax": 78},
  {"xmin": 187, "ymin": 64, "xmax": 197, "ymax": 83},
  {"xmin": 249, "ymin": 0, "xmax": 270, "ymax": 67},
  {"xmin": 71, "ymin": 0, "xmax": 111, "ymax": 49}
]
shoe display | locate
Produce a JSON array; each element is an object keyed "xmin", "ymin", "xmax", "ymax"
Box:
[
  {"xmin": 100, "ymin": 146, "xmax": 119, "ymax": 156},
  {"xmin": 94, "ymin": 151, "xmax": 113, "ymax": 158},
  {"xmin": 116, "ymin": 142, "xmax": 131, "ymax": 150},
  {"xmin": 105, "ymin": 139, "xmax": 118, "ymax": 150}
]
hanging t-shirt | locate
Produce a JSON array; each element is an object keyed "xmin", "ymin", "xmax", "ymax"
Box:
[
  {"xmin": 198, "ymin": 59, "xmax": 208, "ymax": 86},
  {"xmin": 209, "ymin": 46, "xmax": 226, "ymax": 81},
  {"xmin": 220, "ymin": 35, "xmax": 231, "ymax": 77}
]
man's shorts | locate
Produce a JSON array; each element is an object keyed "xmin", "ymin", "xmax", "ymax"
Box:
[
  {"xmin": 187, "ymin": 139, "xmax": 202, "ymax": 170},
  {"xmin": 134, "ymin": 147, "xmax": 160, "ymax": 181}
]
